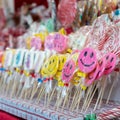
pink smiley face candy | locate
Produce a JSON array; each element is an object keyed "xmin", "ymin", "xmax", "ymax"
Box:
[
  {"xmin": 62, "ymin": 59, "xmax": 75, "ymax": 83},
  {"xmin": 31, "ymin": 37, "xmax": 42, "ymax": 50},
  {"xmin": 53, "ymin": 33, "xmax": 67, "ymax": 53},
  {"xmin": 85, "ymin": 62, "xmax": 99, "ymax": 86},
  {"xmin": 78, "ymin": 48, "xmax": 97, "ymax": 73},
  {"xmin": 44, "ymin": 34, "xmax": 54, "ymax": 50},
  {"xmin": 104, "ymin": 53, "xmax": 116, "ymax": 75},
  {"xmin": 96, "ymin": 57, "xmax": 106, "ymax": 80}
]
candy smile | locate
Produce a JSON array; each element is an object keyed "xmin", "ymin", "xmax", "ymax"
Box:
[{"xmin": 80, "ymin": 59, "xmax": 95, "ymax": 67}]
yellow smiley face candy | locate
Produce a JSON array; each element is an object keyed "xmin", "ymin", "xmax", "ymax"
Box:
[
  {"xmin": 55, "ymin": 54, "xmax": 67, "ymax": 79},
  {"xmin": 41, "ymin": 55, "xmax": 59, "ymax": 77}
]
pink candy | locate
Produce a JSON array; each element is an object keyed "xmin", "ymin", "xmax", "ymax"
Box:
[
  {"xmin": 31, "ymin": 37, "xmax": 42, "ymax": 50},
  {"xmin": 62, "ymin": 59, "xmax": 75, "ymax": 83},
  {"xmin": 53, "ymin": 33, "xmax": 67, "ymax": 53},
  {"xmin": 78, "ymin": 48, "xmax": 97, "ymax": 73}
]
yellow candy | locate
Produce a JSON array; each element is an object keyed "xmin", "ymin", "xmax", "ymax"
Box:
[
  {"xmin": 71, "ymin": 70, "xmax": 81, "ymax": 86},
  {"xmin": 7, "ymin": 70, "xmax": 12, "ymax": 75},
  {"xmin": 58, "ymin": 80, "xmax": 64, "ymax": 87},
  {"xmin": 58, "ymin": 28, "xmax": 66, "ymax": 35},
  {"xmin": 77, "ymin": 71, "xmax": 87, "ymax": 78},
  {"xmin": 80, "ymin": 84, "xmax": 87, "ymax": 91},
  {"xmin": 55, "ymin": 55, "xmax": 67, "ymax": 79},
  {"xmin": 41, "ymin": 55, "xmax": 59, "ymax": 77},
  {"xmin": 67, "ymin": 49, "xmax": 72, "ymax": 53},
  {"xmin": 34, "ymin": 32, "xmax": 48, "ymax": 43},
  {"xmin": 16, "ymin": 68, "xmax": 20, "ymax": 73},
  {"xmin": 24, "ymin": 70, "xmax": 30, "ymax": 76}
]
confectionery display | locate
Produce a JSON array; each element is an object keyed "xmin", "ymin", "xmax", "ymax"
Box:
[{"xmin": 0, "ymin": 0, "xmax": 120, "ymax": 120}]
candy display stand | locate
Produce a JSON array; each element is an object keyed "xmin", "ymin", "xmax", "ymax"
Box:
[{"xmin": 0, "ymin": 95, "xmax": 120, "ymax": 120}]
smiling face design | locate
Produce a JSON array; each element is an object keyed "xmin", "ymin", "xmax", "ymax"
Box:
[
  {"xmin": 96, "ymin": 58, "xmax": 106, "ymax": 80},
  {"xmin": 41, "ymin": 55, "xmax": 59, "ymax": 77},
  {"xmin": 78, "ymin": 48, "xmax": 97, "ymax": 73},
  {"xmin": 104, "ymin": 53, "xmax": 116, "ymax": 75},
  {"xmin": 85, "ymin": 63, "xmax": 99, "ymax": 86},
  {"xmin": 62, "ymin": 59, "xmax": 75, "ymax": 83},
  {"xmin": 55, "ymin": 55, "xmax": 67, "ymax": 79},
  {"xmin": 53, "ymin": 33, "xmax": 67, "ymax": 53},
  {"xmin": 31, "ymin": 37, "xmax": 42, "ymax": 50}
]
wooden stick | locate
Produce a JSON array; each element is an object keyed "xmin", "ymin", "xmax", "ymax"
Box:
[
  {"xmin": 70, "ymin": 88, "xmax": 79, "ymax": 110},
  {"xmin": 85, "ymin": 85, "xmax": 98, "ymax": 112},
  {"xmin": 98, "ymin": 79, "xmax": 107, "ymax": 109},
  {"xmin": 81, "ymin": 85, "xmax": 93, "ymax": 112},
  {"xmin": 106, "ymin": 75, "xmax": 117, "ymax": 104},
  {"xmin": 47, "ymin": 84, "xmax": 56, "ymax": 106}
]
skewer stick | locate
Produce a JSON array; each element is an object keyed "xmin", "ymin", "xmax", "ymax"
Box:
[
  {"xmin": 106, "ymin": 73, "xmax": 118, "ymax": 104},
  {"xmin": 93, "ymin": 77, "xmax": 105, "ymax": 111},
  {"xmin": 81, "ymin": 85, "xmax": 94, "ymax": 112},
  {"xmin": 98, "ymin": 79, "xmax": 107, "ymax": 109},
  {"xmin": 85, "ymin": 85, "xmax": 98, "ymax": 112}
]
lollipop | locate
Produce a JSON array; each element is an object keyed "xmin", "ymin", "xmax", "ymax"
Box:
[
  {"xmin": 58, "ymin": 0, "xmax": 77, "ymax": 27},
  {"xmin": 104, "ymin": 53, "xmax": 116, "ymax": 75},
  {"xmin": 44, "ymin": 34, "xmax": 54, "ymax": 50},
  {"xmin": 53, "ymin": 33, "xmax": 68, "ymax": 53},
  {"xmin": 85, "ymin": 63, "xmax": 99, "ymax": 86},
  {"xmin": 31, "ymin": 37, "xmax": 42, "ymax": 50},
  {"xmin": 78, "ymin": 48, "xmax": 97, "ymax": 73},
  {"xmin": 62, "ymin": 59, "xmax": 75, "ymax": 83},
  {"xmin": 96, "ymin": 57, "xmax": 106, "ymax": 80}
]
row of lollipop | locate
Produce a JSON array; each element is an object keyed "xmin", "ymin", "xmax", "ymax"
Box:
[{"xmin": 0, "ymin": 47, "xmax": 118, "ymax": 112}]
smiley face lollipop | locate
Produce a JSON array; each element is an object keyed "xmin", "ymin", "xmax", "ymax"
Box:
[
  {"xmin": 85, "ymin": 63, "xmax": 99, "ymax": 86},
  {"xmin": 78, "ymin": 48, "xmax": 97, "ymax": 73},
  {"xmin": 41, "ymin": 55, "xmax": 59, "ymax": 77},
  {"xmin": 104, "ymin": 53, "xmax": 116, "ymax": 75},
  {"xmin": 31, "ymin": 37, "xmax": 42, "ymax": 50},
  {"xmin": 96, "ymin": 57, "xmax": 106, "ymax": 80},
  {"xmin": 62, "ymin": 59, "xmax": 75, "ymax": 83},
  {"xmin": 55, "ymin": 54, "xmax": 67, "ymax": 79},
  {"xmin": 53, "ymin": 33, "xmax": 68, "ymax": 53}
]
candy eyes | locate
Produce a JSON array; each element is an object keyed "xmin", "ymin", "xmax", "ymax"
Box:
[
  {"xmin": 66, "ymin": 63, "xmax": 69, "ymax": 67},
  {"xmin": 111, "ymin": 57, "xmax": 114, "ymax": 62},
  {"xmin": 106, "ymin": 56, "xmax": 109, "ymax": 60},
  {"xmin": 106, "ymin": 56, "xmax": 114, "ymax": 62},
  {"xmin": 62, "ymin": 59, "xmax": 64, "ymax": 63},
  {"xmin": 84, "ymin": 51, "xmax": 94, "ymax": 58},
  {"xmin": 70, "ymin": 65, "xmax": 72, "ymax": 69},
  {"xmin": 84, "ymin": 51, "xmax": 87, "ymax": 56},
  {"xmin": 90, "ymin": 52, "xmax": 94, "ymax": 58},
  {"xmin": 49, "ymin": 59, "xmax": 55, "ymax": 64}
]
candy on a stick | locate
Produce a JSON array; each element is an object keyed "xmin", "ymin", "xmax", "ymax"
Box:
[
  {"xmin": 57, "ymin": 0, "xmax": 77, "ymax": 28},
  {"xmin": 30, "ymin": 37, "xmax": 42, "ymax": 50},
  {"xmin": 78, "ymin": 48, "xmax": 97, "ymax": 73},
  {"xmin": 53, "ymin": 33, "xmax": 68, "ymax": 53}
]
